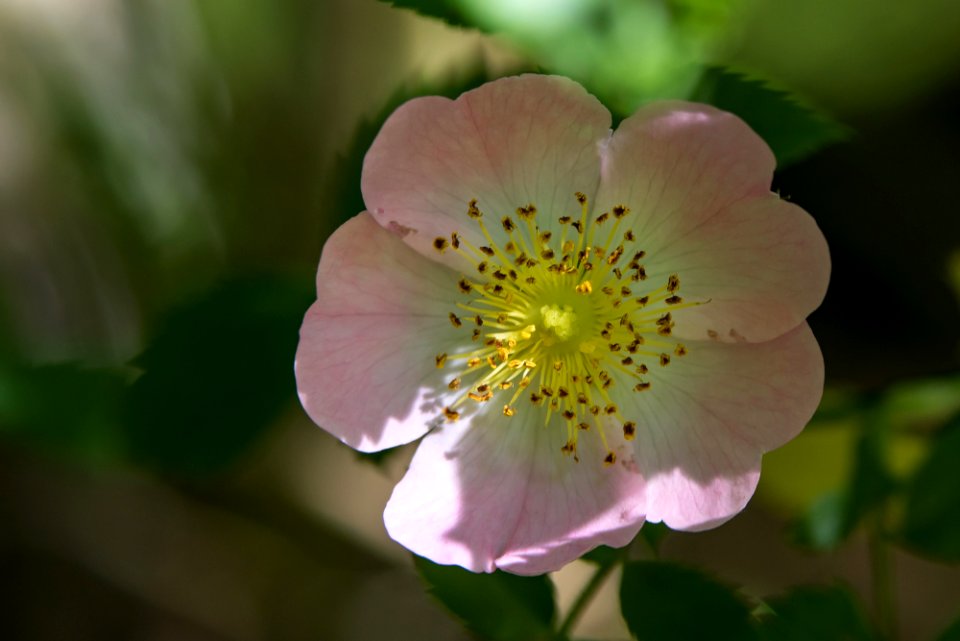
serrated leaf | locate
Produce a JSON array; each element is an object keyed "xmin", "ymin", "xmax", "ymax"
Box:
[
  {"xmin": 900, "ymin": 412, "xmax": 960, "ymax": 562},
  {"xmin": 690, "ymin": 67, "xmax": 851, "ymax": 166},
  {"xmin": 756, "ymin": 585, "xmax": 876, "ymax": 641},
  {"xmin": 620, "ymin": 561, "xmax": 758, "ymax": 641},
  {"xmin": 413, "ymin": 555, "xmax": 556, "ymax": 641},
  {"xmin": 123, "ymin": 274, "xmax": 313, "ymax": 476},
  {"xmin": 377, "ymin": 0, "xmax": 478, "ymax": 30}
]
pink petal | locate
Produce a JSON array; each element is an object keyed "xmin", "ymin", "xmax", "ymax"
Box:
[
  {"xmin": 594, "ymin": 101, "xmax": 828, "ymax": 342},
  {"xmin": 617, "ymin": 323, "xmax": 824, "ymax": 531},
  {"xmin": 295, "ymin": 212, "xmax": 463, "ymax": 452},
  {"xmin": 655, "ymin": 195, "xmax": 830, "ymax": 343},
  {"xmin": 384, "ymin": 407, "xmax": 646, "ymax": 575},
  {"xmin": 595, "ymin": 101, "xmax": 775, "ymax": 245},
  {"xmin": 362, "ymin": 74, "xmax": 612, "ymax": 265}
]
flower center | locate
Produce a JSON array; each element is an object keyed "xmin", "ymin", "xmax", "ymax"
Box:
[
  {"xmin": 432, "ymin": 193, "xmax": 701, "ymax": 466},
  {"xmin": 539, "ymin": 304, "xmax": 579, "ymax": 343}
]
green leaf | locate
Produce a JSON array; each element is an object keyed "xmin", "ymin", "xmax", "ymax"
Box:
[
  {"xmin": 580, "ymin": 544, "xmax": 623, "ymax": 566},
  {"xmin": 639, "ymin": 522, "xmax": 670, "ymax": 554},
  {"xmin": 756, "ymin": 585, "xmax": 876, "ymax": 641},
  {"xmin": 123, "ymin": 274, "xmax": 313, "ymax": 476},
  {"xmin": 843, "ymin": 407, "xmax": 899, "ymax": 529},
  {"xmin": 0, "ymin": 361, "xmax": 128, "ymax": 464},
  {"xmin": 620, "ymin": 561, "xmax": 758, "ymax": 641},
  {"xmin": 792, "ymin": 401, "xmax": 898, "ymax": 551},
  {"xmin": 791, "ymin": 490, "xmax": 848, "ymax": 551},
  {"xmin": 413, "ymin": 555, "xmax": 556, "ymax": 641},
  {"xmin": 900, "ymin": 412, "xmax": 960, "ymax": 562},
  {"xmin": 690, "ymin": 67, "xmax": 852, "ymax": 167},
  {"xmin": 377, "ymin": 0, "xmax": 477, "ymax": 30}
]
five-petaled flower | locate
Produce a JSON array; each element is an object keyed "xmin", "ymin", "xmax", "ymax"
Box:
[{"xmin": 295, "ymin": 75, "xmax": 829, "ymax": 575}]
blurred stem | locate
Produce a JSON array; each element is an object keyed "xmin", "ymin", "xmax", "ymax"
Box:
[
  {"xmin": 555, "ymin": 550, "xmax": 626, "ymax": 641},
  {"xmin": 868, "ymin": 513, "xmax": 897, "ymax": 641}
]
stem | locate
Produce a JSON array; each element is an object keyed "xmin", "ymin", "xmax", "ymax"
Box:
[
  {"xmin": 555, "ymin": 555, "xmax": 623, "ymax": 640},
  {"xmin": 869, "ymin": 517, "xmax": 897, "ymax": 641}
]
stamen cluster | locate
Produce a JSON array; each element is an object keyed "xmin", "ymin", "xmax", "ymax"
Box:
[{"xmin": 433, "ymin": 193, "xmax": 699, "ymax": 465}]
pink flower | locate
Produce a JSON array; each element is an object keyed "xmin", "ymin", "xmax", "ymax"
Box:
[{"xmin": 295, "ymin": 75, "xmax": 829, "ymax": 575}]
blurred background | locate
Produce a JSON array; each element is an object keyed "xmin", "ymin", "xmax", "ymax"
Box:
[{"xmin": 0, "ymin": 0, "xmax": 958, "ymax": 639}]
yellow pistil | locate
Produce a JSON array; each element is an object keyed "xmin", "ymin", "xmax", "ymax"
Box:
[{"xmin": 434, "ymin": 193, "xmax": 704, "ymax": 466}]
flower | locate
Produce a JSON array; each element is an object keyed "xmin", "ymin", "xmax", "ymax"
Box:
[{"xmin": 295, "ymin": 75, "xmax": 829, "ymax": 575}]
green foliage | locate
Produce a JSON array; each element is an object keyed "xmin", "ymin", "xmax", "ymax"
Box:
[
  {"xmin": 639, "ymin": 522, "xmax": 671, "ymax": 554},
  {"xmin": 792, "ymin": 399, "xmax": 898, "ymax": 551},
  {"xmin": 413, "ymin": 555, "xmax": 556, "ymax": 641},
  {"xmin": 123, "ymin": 275, "xmax": 313, "ymax": 476},
  {"xmin": 620, "ymin": 561, "xmax": 758, "ymax": 641},
  {"xmin": 580, "ymin": 544, "xmax": 623, "ymax": 566},
  {"xmin": 690, "ymin": 67, "xmax": 852, "ymax": 166},
  {"xmin": 792, "ymin": 491, "xmax": 848, "ymax": 550},
  {"xmin": 0, "ymin": 361, "xmax": 128, "ymax": 464},
  {"xmin": 900, "ymin": 412, "xmax": 960, "ymax": 561},
  {"xmin": 377, "ymin": 0, "xmax": 476, "ymax": 29},
  {"xmin": 756, "ymin": 585, "xmax": 876, "ymax": 641}
]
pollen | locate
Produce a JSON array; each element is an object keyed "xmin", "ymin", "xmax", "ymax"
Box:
[{"xmin": 433, "ymin": 193, "xmax": 702, "ymax": 467}]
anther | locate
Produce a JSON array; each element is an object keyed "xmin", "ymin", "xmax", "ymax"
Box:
[
  {"xmin": 467, "ymin": 199, "xmax": 482, "ymax": 218},
  {"xmin": 667, "ymin": 274, "xmax": 680, "ymax": 293},
  {"xmin": 449, "ymin": 312, "xmax": 462, "ymax": 328},
  {"xmin": 433, "ymin": 237, "xmax": 448, "ymax": 252},
  {"xmin": 603, "ymin": 451, "xmax": 617, "ymax": 466},
  {"xmin": 435, "ymin": 353, "xmax": 447, "ymax": 368},
  {"xmin": 448, "ymin": 377, "xmax": 461, "ymax": 390},
  {"xmin": 623, "ymin": 421, "xmax": 636, "ymax": 440},
  {"xmin": 444, "ymin": 407, "xmax": 460, "ymax": 421}
]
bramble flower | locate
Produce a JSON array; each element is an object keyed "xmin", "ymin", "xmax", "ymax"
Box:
[{"xmin": 295, "ymin": 75, "xmax": 829, "ymax": 575}]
